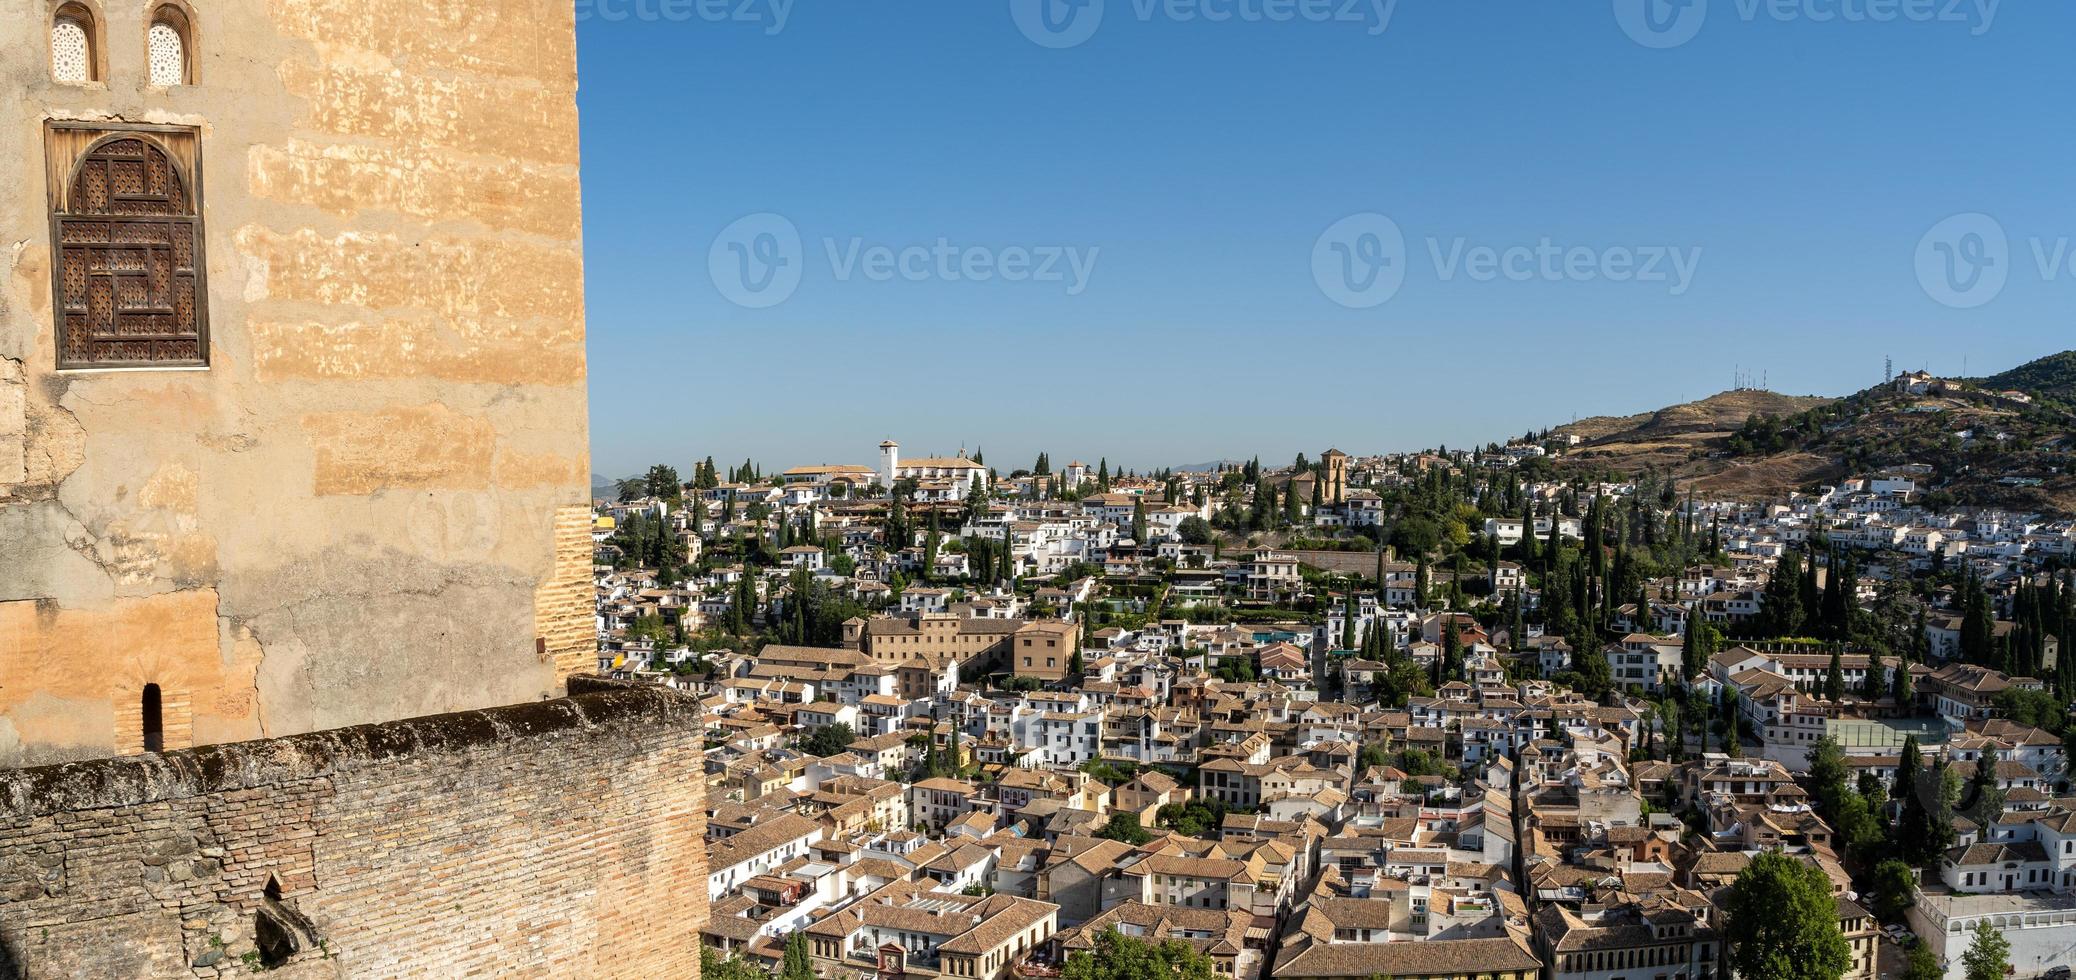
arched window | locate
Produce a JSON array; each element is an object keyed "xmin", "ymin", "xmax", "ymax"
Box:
[
  {"xmin": 142, "ymin": 683, "xmax": 164, "ymax": 753},
  {"xmin": 146, "ymin": 5, "xmax": 193, "ymax": 87},
  {"xmin": 54, "ymin": 135, "xmax": 208, "ymax": 367},
  {"xmin": 51, "ymin": 4, "xmax": 100, "ymax": 83}
]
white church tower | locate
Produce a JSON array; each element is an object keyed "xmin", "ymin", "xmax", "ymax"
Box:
[{"xmin": 879, "ymin": 439, "xmax": 900, "ymax": 490}]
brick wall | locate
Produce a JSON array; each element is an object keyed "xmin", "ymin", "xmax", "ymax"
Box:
[
  {"xmin": 538, "ymin": 502, "xmax": 601, "ymax": 682},
  {"xmin": 0, "ymin": 685, "xmax": 708, "ymax": 979}
]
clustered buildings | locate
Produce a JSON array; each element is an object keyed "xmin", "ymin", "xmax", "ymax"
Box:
[{"xmin": 597, "ymin": 438, "xmax": 2076, "ymax": 980}]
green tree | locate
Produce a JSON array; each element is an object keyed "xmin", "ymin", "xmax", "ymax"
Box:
[
  {"xmin": 1807, "ymin": 736, "xmax": 1850, "ymax": 812},
  {"xmin": 1574, "ymin": 646, "xmax": 1612, "ymax": 700},
  {"xmin": 1895, "ymin": 735, "xmax": 1922, "ymax": 799},
  {"xmin": 1963, "ymin": 749, "xmax": 2006, "ymax": 828},
  {"xmin": 780, "ymin": 931, "xmax": 814, "ymax": 980},
  {"xmin": 1093, "ymin": 812, "xmax": 1155, "ymax": 846},
  {"xmin": 1060, "ymin": 929, "xmax": 1220, "ymax": 980},
  {"xmin": 1869, "ymin": 859, "xmax": 1918, "ymax": 922},
  {"xmin": 1900, "ymin": 940, "xmax": 1942, "ymax": 980},
  {"xmin": 1961, "ymin": 920, "xmax": 2010, "ymax": 980},
  {"xmin": 1992, "ymin": 688, "xmax": 2067, "ymax": 733},
  {"xmin": 1177, "ymin": 516, "xmax": 1212, "ymax": 545},
  {"xmin": 1341, "ymin": 590, "xmax": 1358, "ymax": 650},
  {"xmin": 1831, "ymin": 791, "xmax": 1887, "ymax": 868},
  {"xmin": 800, "ymin": 722, "xmax": 856, "ymax": 757},
  {"xmin": 1680, "ymin": 620, "xmax": 1715, "ymax": 681},
  {"xmin": 703, "ymin": 945, "xmax": 772, "ymax": 980},
  {"xmin": 1721, "ymin": 851, "xmax": 1853, "ymax": 980},
  {"xmin": 1912, "ymin": 760, "xmax": 1962, "ymax": 865},
  {"xmin": 1859, "ymin": 652, "xmax": 1884, "ymax": 700},
  {"xmin": 1763, "ymin": 550, "xmax": 1808, "ymax": 637},
  {"xmin": 1722, "ymin": 689, "xmax": 1744, "ymax": 758},
  {"xmin": 1156, "ymin": 799, "xmax": 1229, "ymax": 838},
  {"xmin": 2065, "ymin": 728, "xmax": 2076, "ymax": 787}
]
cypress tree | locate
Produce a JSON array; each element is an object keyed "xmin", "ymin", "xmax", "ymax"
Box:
[
  {"xmin": 1681, "ymin": 621, "xmax": 1703, "ymax": 681},
  {"xmin": 1338, "ymin": 589, "xmax": 1357, "ymax": 650},
  {"xmin": 1520, "ymin": 500, "xmax": 1538, "ymax": 567},
  {"xmin": 1764, "ymin": 550, "xmax": 1805, "ymax": 638},
  {"xmin": 1860, "ymin": 652, "xmax": 1885, "ymax": 700},
  {"xmin": 1723, "ymin": 689, "xmax": 1743, "ymax": 758},
  {"xmin": 1961, "ymin": 569, "xmax": 1995, "ymax": 666}
]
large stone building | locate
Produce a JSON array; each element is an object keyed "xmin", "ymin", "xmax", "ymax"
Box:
[
  {"xmin": 1, "ymin": 1, "xmax": 705, "ymax": 976},
  {"xmin": 845, "ymin": 612, "xmax": 1080, "ymax": 689}
]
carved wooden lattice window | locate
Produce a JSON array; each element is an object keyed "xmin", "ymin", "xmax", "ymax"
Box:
[{"xmin": 54, "ymin": 136, "xmax": 207, "ymax": 367}]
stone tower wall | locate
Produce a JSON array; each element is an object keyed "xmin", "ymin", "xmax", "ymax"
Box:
[{"xmin": 1, "ymin": 0, "xmax": 595, "ymax": 767}]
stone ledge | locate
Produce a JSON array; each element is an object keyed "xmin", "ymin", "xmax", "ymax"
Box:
[{"xmin": 0, "ymin": 680, "xmax": 695, "ymax": 819}]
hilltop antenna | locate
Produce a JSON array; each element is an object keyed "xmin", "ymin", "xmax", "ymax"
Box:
[{"xmin": 1885, "ymin": 356, "xmax": 1894, "ymax": 383}]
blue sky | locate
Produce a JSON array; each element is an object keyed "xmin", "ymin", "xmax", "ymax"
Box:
[{"xmin": 576, "ymin": 0, "xmax": 2072, "ymax": 479}]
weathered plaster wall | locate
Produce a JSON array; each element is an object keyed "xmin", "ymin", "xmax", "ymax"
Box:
[
  {"xmin": 0, "ymin": 686, "xmax": 710, "ymax": 978},
  {"xmin": 0, "ymin": 0, "xmax": 592, "ymax": 766}
]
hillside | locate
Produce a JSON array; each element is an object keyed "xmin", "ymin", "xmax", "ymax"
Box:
[
  {"xmin": 1554, "ymin": 389, "xmax": 1835, "ymax": 446},
  {"xmin": 1975, "ymin": 350, "xmax": 2076, "ymax": 409},
  {"xmin": 1548, "ymin": 389, "xmax": 1836, "ymax": 482},
  {"xmin": 1543, "ymin": 351, "xmax": 2076, "ymax": 514}
]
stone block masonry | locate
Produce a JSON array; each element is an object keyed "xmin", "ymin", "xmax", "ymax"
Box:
[
  {"xmin": 0, "ymin": 684, "xmax": 709, "ymax": 979},
  {"xmin": 3, "ymin": 0, "xmax": 594, "ymax": 767}
]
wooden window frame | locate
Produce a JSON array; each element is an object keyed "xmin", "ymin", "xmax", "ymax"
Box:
[
  {"xmin": 46, "ymin": 120, "xmax": 209, "ymax": 371},
  {"xmin": 50, "ymin": 0, "xmax": 109, "ymax": 84}
]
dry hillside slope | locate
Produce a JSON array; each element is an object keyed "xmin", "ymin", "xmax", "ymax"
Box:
[{"xmin": 1536, "ymin": 352, "xmax": 2076, "ymax": 513}]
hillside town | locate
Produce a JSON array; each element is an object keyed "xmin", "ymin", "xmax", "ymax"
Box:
[
  {"xmin": 10, "ymin": 0, "xmax": 2076, "ymax": 973},
  {"xmin": 597, "ymin": 396, "xmax": 2076, "ymax": 980}
]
